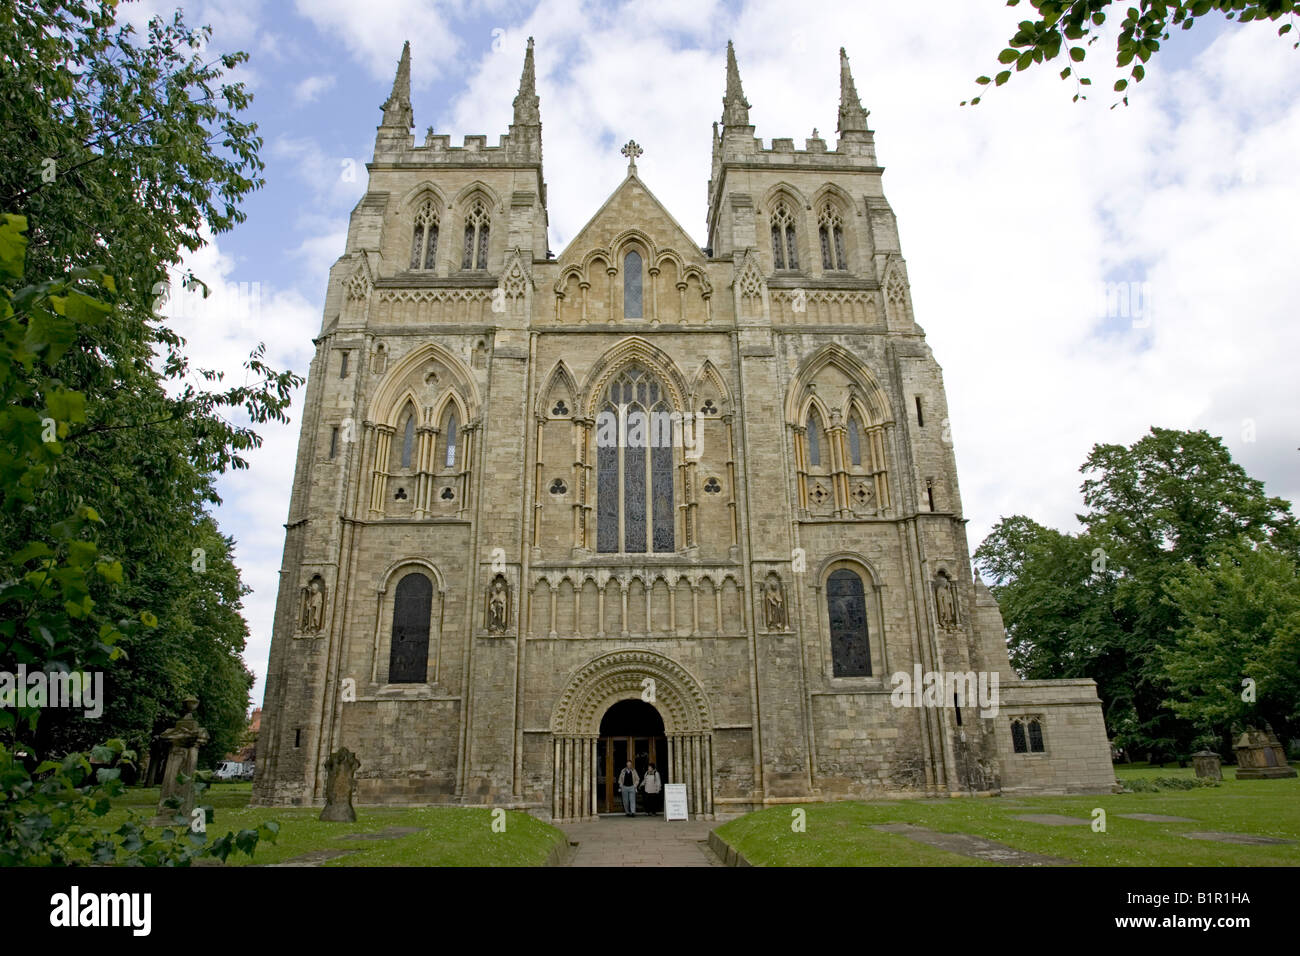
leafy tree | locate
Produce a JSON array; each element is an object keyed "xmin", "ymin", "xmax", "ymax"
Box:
[
  {"xmin": 0, "ymin": 0, "xmax": 300, "ymax": 759},
  {"xmin": 0, "ymin": 215, "xmax": 274, "ymax": 864},
  {"xmin": 1, "ymin": 0, "xmax": 297, "ymax": 863},
  {"xmin": 975, "ymin": 427, "xmax": 1297, "ymax": 761},
  {"xmin": 963, "ymin": 1, "xmax": 1300, "ymax": 106},
  {"xmin": 1160, "ymin": 538, "xmax": 1300, "ymax": 749}
]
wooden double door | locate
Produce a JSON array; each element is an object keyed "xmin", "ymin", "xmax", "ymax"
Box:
[{"xmin": 597, "ymin": 735, "xmax": 668, "ymax": 814}]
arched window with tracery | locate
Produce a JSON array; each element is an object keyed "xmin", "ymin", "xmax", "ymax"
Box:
[
  {"xmin": 389, "ymin": 572, "xmax": 432, "ymax": 683},
  {"xmin": 410, "ymin": 199, "xmax": 438, "ymax": 270},
  {"xmin": 770, "ymin": 200, "xmax": 798, "ymax": 270},
  {"xmin": 827, "ymin": 568, "xmax": 871, "ymax": 677},
  {"xmin": 818, "ymin": 201, "xmax": 846, "ymax": 271},
  {"xmin": 399, "ymin": 404, "xmax": 417, "ymax": 469},
  {"xmin": 462, "ymin": 198, "xmax": 490, "ymax": 270},
  {"xmin": 595, "ymin": 366, "xmax": 674, "ymax": 554},
  {"xmin": 624, "ymin": 250, "xmax": 643, "ymax": 318}
]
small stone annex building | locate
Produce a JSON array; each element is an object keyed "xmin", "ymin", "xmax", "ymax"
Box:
[{"xmin": 253, "ymin": 39, "xmax": 1116, "ymax": 819}]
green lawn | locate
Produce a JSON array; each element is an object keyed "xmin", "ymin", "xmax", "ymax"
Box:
[
  {"xmin": 714, "ymin": 766, "xmax": 1300, "ymax": 866},
  {"xmin": 103, "ymin": 785, "xmax": 567, "ymax": 866}
]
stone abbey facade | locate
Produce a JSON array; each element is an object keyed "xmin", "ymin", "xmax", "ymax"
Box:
[{"xmin": 252, "ymin": 39, "xmax": 1116, "ymax": 818}]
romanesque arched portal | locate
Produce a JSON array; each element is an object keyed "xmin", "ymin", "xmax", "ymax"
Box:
[{"xmin": 550, "ymin": 649, "xmax": 714, "ymax": 821}]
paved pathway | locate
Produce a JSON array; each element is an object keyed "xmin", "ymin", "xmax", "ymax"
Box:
[
  {"xmin": 871, "ymin": 823, "xmax": 1073, "ymax": 865},
  {"xmin": 561, "ymin": 815, "xmax": 724, "ymax": 866}
]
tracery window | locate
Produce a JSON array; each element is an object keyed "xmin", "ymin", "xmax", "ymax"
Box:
[
  {"xmin": 624, "ymin": 251, "xmax": 643, "ymax": 318},
  {"xmin": 818, "ymin": 201, "xmax": 846, "ymax": 270},
  {"xmin": 388, "ymin": 572, "xmax": 432, "ymax": 683},
  {"xmin": 462, "ymin": 198, "xmax": 490, "ymax": 270},
  {"xmin": 410, "ymin": 199, "xmax": 439, "ymax": 270},
  {"xmin": 595, "ymin": 366, "xmax": 674, "ymax": 554},
  {"xmin": 827, "ymin": 569, "xmax": 871, "ymax": 677},
  {"xmin": 770, "ymin": 200, "xmax": 798, "ymax": 270}
]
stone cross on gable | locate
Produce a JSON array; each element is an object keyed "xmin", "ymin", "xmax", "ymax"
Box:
[{"xmin": 621, "ymin": 139, "xmax": 643, "ymax": 173}]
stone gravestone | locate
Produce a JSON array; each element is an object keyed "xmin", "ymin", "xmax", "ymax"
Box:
[
  {"xmin": 149, "ymin": 697, "xmax": 209, "ymax": 826},
  {"xmin": 320, "ymin": 748, "xmax": 361, "ymax": 822},
  {"xmin": 1233, "ymin": 727, "xmax": 1297, "ymax": 779},
  {"xmin": 1192, "ymin": 750, "xmax": 1222, "ymax": 781}
]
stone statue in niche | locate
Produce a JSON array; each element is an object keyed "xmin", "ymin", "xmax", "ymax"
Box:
[
  {"xmin": 486, "ymin": 575, "xmax": 510, "ymax": 634},
  {"xmin": 935, "ymin": 573, "xmax": 958, "ymax": 628},
  {"xmin": 300, "ymin": 575, "xmax": 326, "ymax": 633},
  {"xmin": 763, "ymin": 577, "xmax": 788, "ymax": 631}
]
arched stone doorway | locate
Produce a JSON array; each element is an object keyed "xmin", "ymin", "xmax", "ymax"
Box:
[
  {"xmin": 550, "ymin": 649, "xmax": 713, "ymax": 822},
  {"xmin": 598, "ymin": 699, "xmax": 667, "ymax": 814}
]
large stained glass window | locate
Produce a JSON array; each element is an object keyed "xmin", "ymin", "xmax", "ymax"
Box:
[
  {"xmin": 595, "ymin": 367, "xmax": 674, "ymax": 554},
  {"xmin": 827, "ymin": 569, "xmax": 871, "ymax": 677},
  {"xmin": 389, "ymin": 573, "xmax": 432, "ymax": 683}
]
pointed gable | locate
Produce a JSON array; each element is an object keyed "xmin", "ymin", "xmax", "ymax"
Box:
[{"xmin": 557, "ymin": 172, "xmax": 706, "ymax": 270}]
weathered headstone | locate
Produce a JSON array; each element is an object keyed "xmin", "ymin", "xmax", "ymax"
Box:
[
  {"xmin": 1233, "ymin": 728, "xmax": 1296, "ymax": 779},
  {"xmin": 320, "ymin": 748, "xmax": 361, "ymax": 822},
  {"xmin": 149, "ymin": 697, "xmax": 209, "ymax": 826},
  {"xmin": 1192, "ymin": 750, "xmax": 1222, "ymax": 781}
]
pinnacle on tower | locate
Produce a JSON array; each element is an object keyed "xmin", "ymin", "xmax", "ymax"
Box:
[
  {"xmin": 721, "ymin": 40, "xmax": 751, "ymax": 128},
  {"xmin": 836, "ymin": 46, "xmax": 870, "ymax": 133},
  {"xmin": 381, "ymin": 40, "xmax": 413, "ymax": 128},
  {"xmin": 513, "ymin": 36, "xmax": 540, "ymax": 126}
]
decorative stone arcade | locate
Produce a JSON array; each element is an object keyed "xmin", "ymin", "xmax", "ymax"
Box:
[{"xmin": 549, "ymin": 649, "xmax": 714, "ymax": 821}]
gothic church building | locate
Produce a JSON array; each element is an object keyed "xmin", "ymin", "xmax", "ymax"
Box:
[{"xmin": 253, "ymin": 39, "xmax": 1115, "ymax": 818}]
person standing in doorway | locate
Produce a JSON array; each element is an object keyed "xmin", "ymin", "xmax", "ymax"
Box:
[
  {"xmin": 641, "ymin": 762, "xmax": 662, "ymax": 816},
  {"xmin": 618, "ymin": 761, "xmax": 639, "ymax": 816}
]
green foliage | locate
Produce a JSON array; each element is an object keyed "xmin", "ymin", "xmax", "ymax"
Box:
[
  {"xmin": 1160, "ymin": 538, "xmax": 1300, "ymax": 745},
  {"xmin": 0, "ymin": 1, "xmax": 297, "ymax": 864},
  {"xmin": 0, "ymin": 0, "xmax": 303, "ymax": 761},
  {"xmin": 962, "ymin": 1, "xmax": 1300, "ymax": 106},
  {"xmin": 975, "ymin": 427, "xmax": 1297, "ymax": 761}
]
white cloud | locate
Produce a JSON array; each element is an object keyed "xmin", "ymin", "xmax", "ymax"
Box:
[{"xmin": 293, "ymin": 73, "xmax": 337, "ymax": 104}]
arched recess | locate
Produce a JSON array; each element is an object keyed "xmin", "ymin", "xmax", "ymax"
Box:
[
  {"xmin": 367, "ymin": 343, "xmax": 480, "ymax": 516},
  {"xmin": 549, "ymin": 649, "xmax": 715, "ymax": 821},
  {"xmin": 576, "ymin": 338, "xmax": 691, "ymax": 553},
  {"xmin": 814, "ymin": 554, "xmax": 887, "ymax": 682},
  {"xmin": 811, "ymin": 184, "xmax": 854, "ymax": 273},
  {"xmin": 786, "ymin": 344, "xmax": 894, "ymax": 516},
  {"xmin": 532, "ymin": 361, "xmax": 581, "ymax": 554},
  {"xmin": 449, "ymin": 180, "xmax": 504, "ymax": 214},
  {"xmin": 370, "ymin": 558, "xmax": 447, "ymax": 686},
  {"xmin": 579, "ymin": 337, "xmax": 690, "ymax": 418}
]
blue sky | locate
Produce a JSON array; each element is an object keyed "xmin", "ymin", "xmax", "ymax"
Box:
[{"xmin": 115, "ymin": 1, "xmax": 1300, "ymax": 708}]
